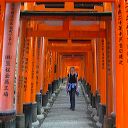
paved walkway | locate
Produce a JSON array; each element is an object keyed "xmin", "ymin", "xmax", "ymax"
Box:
[{"xmin": 41, "ymin": 83, "xmax": 94, "ymax": 128}]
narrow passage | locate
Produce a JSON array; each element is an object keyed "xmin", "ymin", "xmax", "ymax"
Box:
[{"xmin": 41, "ymin": 82, "xmax": 94, "ymax": 128}]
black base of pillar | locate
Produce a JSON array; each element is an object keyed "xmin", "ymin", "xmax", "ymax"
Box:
[
  {"xmin": 85, "ymin": 83, "xmax": 89, "ymax": 93},
  {"xmin": 88, "ymin": 86, "xmax": 92, "ymax": 100},
  {"xmin": 95, "ymin": 92, "xmax": 101, "ymax": 109},
  {"xmin": 83, "ymin": 83, "xmax": 86, "ymax": 92},
  {"xmin": 103, "ymin": 115, "xmax": 116, "ymax": 128},
  {"xmin": 16, "ymin": 114, "xmax": 25, "ymax": 128},
  {"xmin": 58, "ymin": 79, "xmax": 61, "ymax": 85},
  {"xmin": 36, "ymin": 93, "xmax": 42, "ymax": 115},
  {"xmin": 42, "ymin": 93, "xmax": 48, "ymax": 106},
  {"xmin": 52, "ymin": 80, "xmax": 58, "ymax": 93},
  {"xmin": 98, "ymin": 103, "xmax": 106, "ymax": 124},
  {"xmin": 52, "ymin": 80, "xmax": 56, "ymax": 93},
  {"xmin": 111, "ymin": 112, "xmax": 116, "ymax": 128},
  {"xmin": 0, "ymin": 120, "xmax": 2, "ymax": 127},
  {"xmin": 90, "ymin": 92, "xmax": 93, "ymax": 104},
  {"xmin": 23, "ymin": 103, "xmax": 32, "ymax": 128},
  {"xmin": 0, "ymin": 110, "xmax": 16, "ymax": 128},
  {"xmin": 57, "ymin": 80, "xmax": 59, "ymax": 89},
  {"xmin": 48, "ymin": 84, "xmax": 52, "ymax": 98},
  {"xmin": 91, "ymin": 95, "xmax": 96, "ymax": 108},
  {"xmin": 32, "ymin": 102, "xmax": 37, "ymax": 122},
  {"xmin": 47, "ymin": 91, "xmax": 50, "ymax": 99}
]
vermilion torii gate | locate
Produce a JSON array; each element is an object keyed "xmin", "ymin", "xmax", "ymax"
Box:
[{"xmin": 0, "ymin": 1, "xmax": 128, "ymax": 128}]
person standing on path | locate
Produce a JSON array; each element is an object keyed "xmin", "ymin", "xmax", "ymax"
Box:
[{"xmin": 66, "ymin": 67, "xmax": 78, "ymax": 111}]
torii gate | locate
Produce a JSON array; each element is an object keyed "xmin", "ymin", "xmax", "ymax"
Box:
[{"xmin": 0, "ymin": 1, "xmax": 128, "ymax": 128}]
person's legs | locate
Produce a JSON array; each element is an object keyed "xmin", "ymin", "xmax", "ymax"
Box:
[
  {"xmin": 71, "ymin": 88, "xmax": 76, "ymax": 110},
  {"xmin": 69, "ymin": 91, "xmax": 72, "ymax": 109}
]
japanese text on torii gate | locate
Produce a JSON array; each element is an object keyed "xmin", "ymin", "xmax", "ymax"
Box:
[{"xmin": 3, "ymin": 4, "xmax": 15, "ymax": 97}]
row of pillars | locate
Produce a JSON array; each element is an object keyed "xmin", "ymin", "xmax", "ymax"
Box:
[
  {"xmin": 82, "ymin": 1, "xmax": 128, "ymax": 128},
  {"xmin": 0, "ymin": 1, "xmax": 128, "ymax": 128},
  {"xmin": 0, "ymin": 2, "xmax": 62, "ymax": 128}
]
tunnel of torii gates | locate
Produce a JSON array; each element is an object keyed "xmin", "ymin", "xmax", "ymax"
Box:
[{"xmin": 0, "ymin": 0, "xmax": 128, "ymax": 128}]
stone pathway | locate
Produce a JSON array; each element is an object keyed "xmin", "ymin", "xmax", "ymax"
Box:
[{"xmin": 41, "ymin": 83, "xmax": 94, "ymax": 128}]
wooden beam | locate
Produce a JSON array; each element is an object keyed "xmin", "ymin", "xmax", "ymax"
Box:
[
  {"xmin": 47, "ymin": 45, "xmax": 92, "ymax": 52},
  {"xmin": 70, "ymin": 29, "xmax": 106, "ymax": 38},
  {"xmin": 6, "ymin": 0, "xmax": 114, "ymax": 2},
  {"xmin": 37, "ymin": 23, "xmax": 103, "ymax": 32},
  {"xmin": 27, "ymin": 30, "xmax": 68, "ymax": 38},
  {"xmin": 21, "ymin": 15, "xmax": 112, "ymax": 21},
  {"xmin": 27, "ymin": 29, "xmax": 106, "ymax": 38},
  {"xmin": 60, "ymin": 52, "xmax": 87, "ymax": 55}
]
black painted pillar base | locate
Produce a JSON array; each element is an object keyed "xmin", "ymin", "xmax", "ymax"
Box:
[
  {"xmin": 95, "ymin": 92, "xmax": 101, "ymax": 109},
  {"xmin": 90, "ymin": 92, "xmax": 93, "ymax": 105},
  {"xmin": 52, "ymin": 80, "xmax": 56, "ymax": 93},
  {"xmin": 46, "ymin": 91, "xmax": 49, "ymax": 99},
  {"xmin": 98, "ymin": 103, "xmax": 106, "ymax": 124},
  {"xmin": 0, "ymin": 110, "xmax": 16, "ymax": 128},
  {"xmin": 42, "ymin": 92, "xmax": 48, "ymax": 107},
  {"xmin": 16, "ymin": 114, "xmax": 25, "ymax": 128},
  {"xmin": 103, "ymin": 114, "xmax": 116, "ymax": 128},
  {"xmin": 32, "ymin": 102, "xmax": 37, "ymax": 122},
  {"xmin": 48, "ymin": 84, "xmax": 52, "ymax": 98},
  {"xmin": 36, "ymin": 93, "xmax": 42, "ymax": 115},
  {"xmin": 91, "ymin": 95, "xmax": 96, "ymax": 108},
  {"xmin": 111, "ymin": 112, "xmax": 116, "ymax": 128},
  {"xmin": 23, "ymin": 103, "xmax": 32, "ymax": 128}
]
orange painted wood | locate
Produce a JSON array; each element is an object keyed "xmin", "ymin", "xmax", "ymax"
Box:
[
  {"xmin": 114, "ymin": 1, "xmax": 124, "ymax": 127},
  {"xmin": 49, "ymin": 50, "xmax": 53, "ymax": 83},
  {"xmin": 51, "ymin": 51, "xmax": 56, "ymax": 81},
  {"xmin": 16, "ymin": 20, "xmax": 26, "ymax": 114},
  {"xmin": 87, "ymin": 52, "xmax": 91, "ymax": 84},
  {"xmin": 62, "ymin": 57, "xmax": 84, "ymax": 78},
  {"xmin": 43, "ymin": 38, "xmax": 49, "ymax": 94},
  {"xmin": 97, "ymin": 38, "xmax": 106, "ymax": 105},
  {"xmin": 120, "ymin": 1, "xmax": 128, "ymax": 127},
  {"xmin": 24, "ymin": 2, "xmax": 35, "ymax": 10},
  {"xmin": 96, "ymin": 39, "xmax": 101, "ymax": 94},
  {"xmin": 106, "ymin": 20, "xmax": 113, "ymax": 116},
  {"xmin": 70, "ymin": 25, "xmax": 103, "ymax": 31},
  {"xmin": 48, "ymin": 45, "xmax": 92, "ymax": 52},
  {"xmin": 57, "ymin": 53, "xmax": 60, "ymax": 79},
  {"xmin": 92, "ymin": 40, "xmax": 97, "ymax": 95},
  {"xmin": 54, "ymin": 52, "xmax": 58, "ymax": 79},
  {"xmin": 31, "ymin": 37, "xmax": 37, "ymax": 102},
  {"xmin": 37, "ymin": 22, "xmax": 102, "ymax": 32},
  {"xmin": 39, "ymin": 37, "xmax": 44, "ymax": 91},
  {"xmin": 27, "ymin": 29, "xmax": 106, "ymax": 38},
  {"xmin": 41, "ymin": 37, "xmax": 45, "ymax": 91},
  {"xmin": 59, "ymin": 55, "xmax": 62, "ymax": 78},
  {"xmin": 23, "ymin": 36, "xmax": 33, "ymax": 103},
  {"xmin": 22, "ymin": 21, "xmax": 35, "ymax": 103},
  {"xmin": 100, "ymin": 38, "xmax": 106, "ymax": 105},
  {"xmin": 103, "ymin": 3, "xmax": 112, "ymax": 12},
  {"xmin": 36, "ymin": 38, "xmax": 43, "ymax": 93},
  {"xmin": 6, "ymin": 0, "xmax": 115, "ymax": 3},
  {"xmin": 33, "ymin": 3, "xmax": 103, "ymax": 12},
  {"xmin": 58, "ymin": 54, "xmax": 62, "ymax": 79},
  {"xmin": 21, "ymin": 16, "xmax": 111, "ymax": 22},
  {"xmin": 47, "ymin": 50, "xmax": 51, "ymax": 85},
  {"xmin": 84, "ymin": 53, "xmax": 89, "ymax": 82},
  {"xmin": 0, "ymin": 3, "xmax": 20, "ymax": 111},
  {"xmin": 87, "ymin": 51, "xmax": 93, "ymax": 91},
  {"xmin": 38, "ymin": 24, "xmax": 63, "ymax": 31},
  {"xmin": 0, "ymin": 2, "xmax": 5, "ymax": 86}
]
